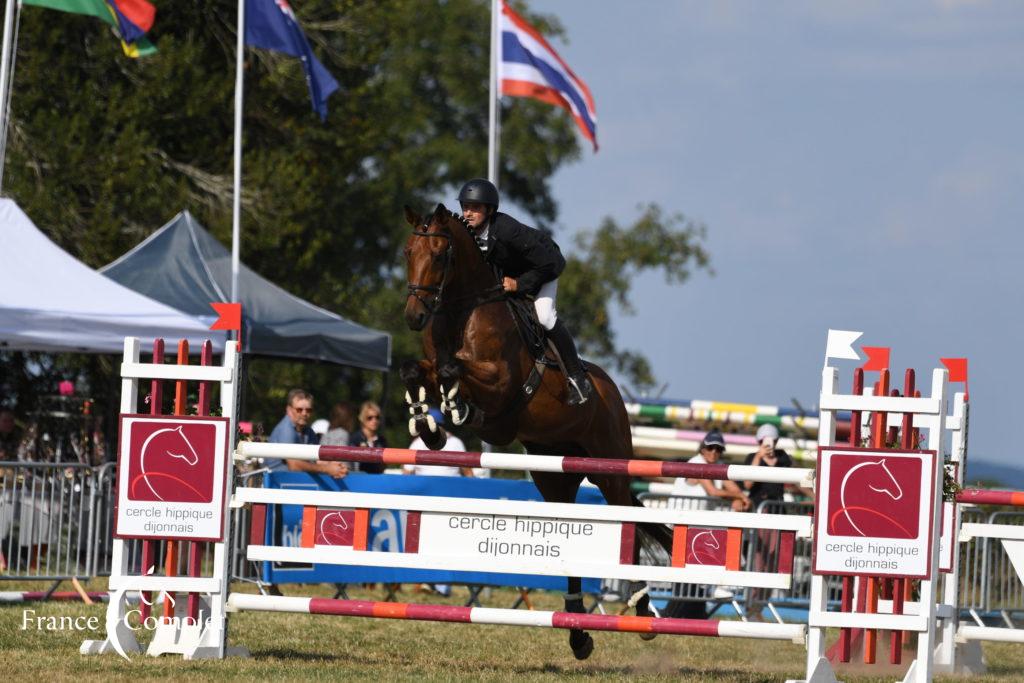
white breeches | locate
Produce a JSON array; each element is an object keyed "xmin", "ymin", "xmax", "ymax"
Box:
[{"xmin": 535, "ymin": 279, "xmax": 558, "ymax": 330}]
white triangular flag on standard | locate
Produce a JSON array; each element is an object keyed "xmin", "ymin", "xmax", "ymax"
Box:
[
  {"xmin": 1002, "ymin": 540, "xmax": 1024, "ymax": 584},
  {"xmin": 824, "ymin": 329, "xmax": 863, "ymax": 367}
]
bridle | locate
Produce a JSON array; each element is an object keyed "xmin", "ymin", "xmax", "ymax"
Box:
[{"xmin": 406, "ymin": 221, "xmax": 454, "ymax": 317}]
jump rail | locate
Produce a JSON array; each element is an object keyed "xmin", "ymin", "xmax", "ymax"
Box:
[
  {"xmin": 237, "ymin": 442, "xmax": 815, "ymax": 487},
  {"xmin": 227, "ymin": 593, "xmax": 806, "ymax": 642}
]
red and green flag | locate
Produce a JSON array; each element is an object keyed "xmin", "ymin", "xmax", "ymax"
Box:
[{"xmin": 23, "ymin": 0, "xmax": 157, "ymax": 58}]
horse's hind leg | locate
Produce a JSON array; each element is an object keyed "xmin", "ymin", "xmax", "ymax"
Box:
[
  {"xmin": 592, "ymin": 473, "xmax": 673, "ymax": 636},
  {"xmin": 399, "ymin": 359, "xmax": 446, "ymax": 449},
  {"xmin": 530, "ymin": 466, "xmax": 594, "ymax": 661}
]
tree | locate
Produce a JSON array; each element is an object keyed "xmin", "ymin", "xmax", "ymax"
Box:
[
  {"xmin": 558, "ymin": 204, "xmax": 711, "ymax": 393},
  {"xmin": 2, "ymin": 1, "xmax": 710, "ymax": 446}
]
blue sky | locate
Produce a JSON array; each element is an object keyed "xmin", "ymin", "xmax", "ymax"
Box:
[{"xmin": 522, "ymin": 1, "xmax": 1023, "ymax": 466}]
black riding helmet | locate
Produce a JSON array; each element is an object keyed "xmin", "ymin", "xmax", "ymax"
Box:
[{"xmin": 458, "ymin": 178, "xmax": 499, "ymax": 210}]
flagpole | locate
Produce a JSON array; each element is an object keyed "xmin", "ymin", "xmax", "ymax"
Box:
[
  {"xmin": 487, "ymin": 0, "xmax": 499, "ymax": 186},
  {"xmin": 231, "ymin": 0, "xmax": 246, "ymax": 305},
  {"xmin": 0, "ymin": 0, "xmax": 18, "ymax": 193}
]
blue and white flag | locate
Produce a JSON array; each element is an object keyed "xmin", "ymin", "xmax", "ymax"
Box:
[
  {"xmin": 245, "ymin": 0, "xmax": 339, "ymax": 120},
  {"xmin": 498, "ymin": 0, "xmax": 597, "ymax": 150}
]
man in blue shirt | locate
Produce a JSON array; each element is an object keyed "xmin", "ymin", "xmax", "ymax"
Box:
[{"xmin": 265, "ymin": 389, "xmax": 347, "ymax": 479}]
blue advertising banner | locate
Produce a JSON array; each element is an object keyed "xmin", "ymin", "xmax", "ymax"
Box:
[{"xmin": 259, "ymin": 472, "xmax": 606, "ymax": 591}]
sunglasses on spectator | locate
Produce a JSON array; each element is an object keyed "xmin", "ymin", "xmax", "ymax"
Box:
[
  {"xmin": 707, "ymin": 446, "xmax": 725, "ymax": 454},
  {"xmin": 365, "ymin": 414, "xmax": 381, "ymax": 421},
  {"xmin": 291, "ymin": 406, "xmax": 313, "ymax": 413}
]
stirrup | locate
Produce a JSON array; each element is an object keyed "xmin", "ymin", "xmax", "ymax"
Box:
[{"xmin": 566, "ymin": 374, "xmax": 593, "ymax": 406}]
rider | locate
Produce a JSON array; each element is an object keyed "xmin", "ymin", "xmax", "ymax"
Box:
[{"xmin": 457, "ymin": 178, "xmax": 594, "ymax": 406}]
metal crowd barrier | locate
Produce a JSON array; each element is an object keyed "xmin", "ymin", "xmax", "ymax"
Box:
[{"xmin": 0, "ymin": 461, "xmax": 96, "ymax": 579}]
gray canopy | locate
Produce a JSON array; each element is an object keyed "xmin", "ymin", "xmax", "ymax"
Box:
[{"xmin": 101, "ymin": 211, "xmax": 391, "ymax": 370}]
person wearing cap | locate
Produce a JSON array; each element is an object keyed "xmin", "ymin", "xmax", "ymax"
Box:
[
  {"xmin": 404, "ymin": 409, "xmax": 472, "ymax": 477},
  {"xmin": 457, "ymin": 178, "xmax": 593, "ymax": 406},
  {"xmin": 742, "ymin": 424, "xmax": 794, "ymax": 508},
  {"xmin": 672, "ymin": 429, "xmax": 751, "ymax": 512}
]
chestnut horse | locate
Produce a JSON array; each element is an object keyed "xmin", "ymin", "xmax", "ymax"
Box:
[{"xmin": 401, "ymin": 203, "xmax": 671, "ymax": 660}]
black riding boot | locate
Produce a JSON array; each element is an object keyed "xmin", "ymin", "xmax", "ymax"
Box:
[{"xmin": 548, "ymin": 320, "xmax": 594, "ymax": 406}]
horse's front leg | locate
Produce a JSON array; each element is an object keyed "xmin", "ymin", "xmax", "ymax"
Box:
[
  {"xmin": 399, "ymin": 359, "xmax": 446, "ymax": 450},
  {"xmin": 438, "ymin": 357, "xmax": 505, "ymax": 428}
]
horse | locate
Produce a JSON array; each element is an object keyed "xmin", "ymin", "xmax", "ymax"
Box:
[{"xmin": 400, "ymin": 203, "xmax": 673, "ymax": 660}]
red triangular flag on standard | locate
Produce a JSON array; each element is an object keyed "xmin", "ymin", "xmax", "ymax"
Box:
[
  {"xmin": 861, "ymin": 346, "xmax": 891, "ymax": 372},
  {"xmin": 209, "ymin": 302, "xmax": 242, "ymax": 331},
  {"xmin": 940, "ymin": 358, "xmax": 968, "ymax": 383}
]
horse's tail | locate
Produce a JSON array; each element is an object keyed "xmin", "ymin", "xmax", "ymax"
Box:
[{"xmin": 631, "ymin": 492, "xmax": 674, "ymax": 556}]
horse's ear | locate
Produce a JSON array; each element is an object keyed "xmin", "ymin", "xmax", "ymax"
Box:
[
  {"xmin": 403, "ymin": 205, "xmax": 422, "ymax": 228},
  {"xmin": 435, "ymin": 202, "xmax": 448, "ymax": 219}
]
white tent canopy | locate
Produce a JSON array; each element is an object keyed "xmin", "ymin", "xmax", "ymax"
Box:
[{"xmin": 0, "ymin": 199, "xmax": 224, "ymax": 354}]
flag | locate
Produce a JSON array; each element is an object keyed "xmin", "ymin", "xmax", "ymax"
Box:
[
  {"xmin": 23, "ymin": 0, "xmax": 157, "ymax": 58},
  {"xmin": 860, "ymin": 346, "xmax": 891, "ymax": 372},
  {"xmin": 244, "ymin": 0, "xmax": 339, "ymax": 121},
  {"xmin": 107, "ymin": 0, "xmax": 156, "ymax": 44},
  {"xmin": 940, "ymin": 357, "xmax": 969, "ymax": 401},
  {"xmin": 209, "ymin": 302, "xmax": 243, "ymax": 333},
  {"xmin": 498, "ymin": 0, "xmax": 597, "ymax": 151},
  {"xmin": 824, "ymin": 329, "xmax": 863, "ymax": 366}
]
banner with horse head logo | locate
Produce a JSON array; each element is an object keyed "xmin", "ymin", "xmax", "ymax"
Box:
[
  {"xmin": 813, "ymin": 446, "xmax": 938, "ymax": 579},
  {"xmin": 114, "ymin": 414, "xmax": 231, "ymax": 541}
]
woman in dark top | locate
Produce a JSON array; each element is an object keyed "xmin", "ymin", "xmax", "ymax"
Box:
[
  {"xmin": 742, "ymin": 423, "xmax": 793, "ymax": 617},
  {"xmin": 742, "ymin": 423, "xmax": 793, "ymax": 508},
  {"xmin": 348, "ymin": 400, "xmax": 386, "ymax": 473}
]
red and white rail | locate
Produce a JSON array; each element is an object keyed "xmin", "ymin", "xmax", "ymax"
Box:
[
  {"xmin": 227, "ymin": 594, "xmax": 805, "ymax": 642},
  {"xmin": 237, "ymin": 442, "xmax": 814, "ymax": 486}
]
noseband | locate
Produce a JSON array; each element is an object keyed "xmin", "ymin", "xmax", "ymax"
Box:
[{"xmin": 406, "ymin": 223, "xmax": 454, "ymax": 317}]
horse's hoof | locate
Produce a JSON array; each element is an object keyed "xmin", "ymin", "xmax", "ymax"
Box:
[
  {"xmin": 569, "ymin": 631, "xmax": 594, "ymax": 660},
  {"xmin": 634, "ymin": 598, "xmax": 658, "ymax": 641}
]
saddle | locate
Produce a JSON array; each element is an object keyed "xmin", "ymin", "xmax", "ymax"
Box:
[
  {"xmin": 505, "ymin": 296, "xmax": 559, "ymax": 368},
  {"xmin": 504, "ymin": 295, "xmax": 590, "ymax": 408}
]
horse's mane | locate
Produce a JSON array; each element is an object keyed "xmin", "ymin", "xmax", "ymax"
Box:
[
  {"xmin": 429, "ymin": 205, "xmax": 471, "ymax": 231},
  {"xmin": 427, "ymin": 204, "xmax": 495, "ymax": 282}
]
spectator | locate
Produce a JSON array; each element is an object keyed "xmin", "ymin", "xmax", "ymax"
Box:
[
  {"xmin": 265, "ymin": 389, "xmax": 347, "ymax": 479},
  {"xmin": 741, "ymin": 424, "xmax": 793, "ymax": 509},
  {"xmin": 348, "ymin": 401, "xmax": 386, "ymax": 473},
  {"xmin": 672, "ymin": 430, "xmax": 750, "ymax": 512},
  {"xmin": 403, "ymin": 409, "xmax": 472, "ymax": 477},
  {"xmin": 0, "ymin": 409, "xmax": 22, "ymax": 461},
  {"xmin": 742, "ymin": 423, "xmax": 793, "ymax": 618},
  {"xmin": 320, "ymin": 402, "xmax": 356, "ymax": 447}
]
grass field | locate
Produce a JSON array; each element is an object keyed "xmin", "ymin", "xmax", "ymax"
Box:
[{"xmin": 1, "ymin": 580, "xmax": 1023, "ymax": 682}]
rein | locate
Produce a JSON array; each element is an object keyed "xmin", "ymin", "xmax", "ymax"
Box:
[
  {"xmin": 406, "ymin": 219, "xmax": 506, "ymax": 318},
  {"xmin": 406, "ymin": 227, "xmax": 453, "ymax": 317}
]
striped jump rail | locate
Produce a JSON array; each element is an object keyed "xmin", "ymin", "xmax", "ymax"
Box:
[
  {"xmin": 227, "ymin": 594, "xmax": 806, "ymax": 643},
  {"xmin": 956, "ymin": 489, "xmax": 1024, "ymax": 507},
  {"xmin": 236, "ymin": 442, "xmax": 815, "ymax": 487},
  {"xmin": 0, "ymin": 591, "xmax": 113, "ymax": 604}
]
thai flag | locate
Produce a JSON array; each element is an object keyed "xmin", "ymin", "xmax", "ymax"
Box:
[{"xmin": 499, "ymin": 1, "xmax": 597, "ymax": 151}]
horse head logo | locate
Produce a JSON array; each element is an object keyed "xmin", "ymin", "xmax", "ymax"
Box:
[
  {"xmin": 834, "ymin": 458, "xmax": 913, "ymax": 538},
  {"xmin": 316, "ymin": 510, "xmax": 353, "ymax": 546},
  {"xmin": 131, "ymin": 425, "xmax": 207, "ymax": 502},
  {"xmin": 688, "ymin": 529, "xmax": 724, "ymax": 565}
]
